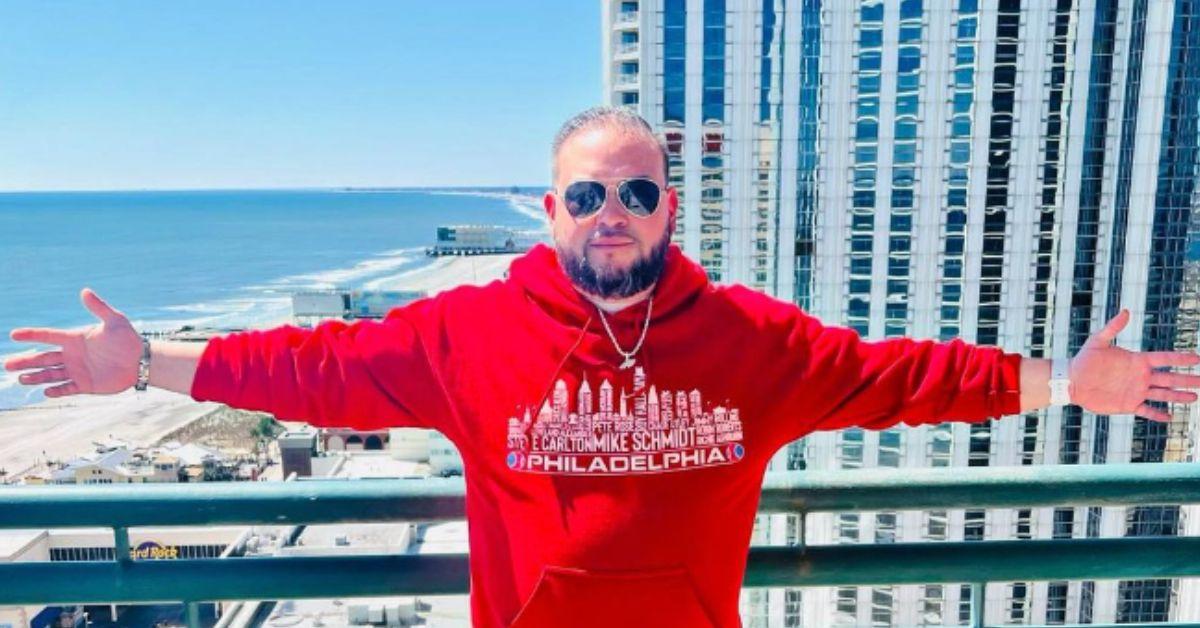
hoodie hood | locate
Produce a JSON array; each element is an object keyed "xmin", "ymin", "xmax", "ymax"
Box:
[{"xmin": 509, "ymin": 243, "xmax": 710, "ymax": 326}]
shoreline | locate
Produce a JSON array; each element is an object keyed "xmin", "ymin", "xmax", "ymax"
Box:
[
  {"xmin": 0, "ymin": 253, "xmax": 522, "ymax": 482},
  {"xmin": 0, "ymin": 188, "xmax": 546, "ymax": 403}
]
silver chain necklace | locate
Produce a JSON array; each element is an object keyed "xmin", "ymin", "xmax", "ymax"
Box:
[{"xmin": 595, "ymin": 296, "xmax": 654, "ymax": 370}]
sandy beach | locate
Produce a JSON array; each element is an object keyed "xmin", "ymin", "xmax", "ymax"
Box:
[
  {"xmin": 366, "ymin": 253, "xmax": 519, "ymax": 292},
  {"xmin": 0, "ymin": 253, "xmax": 521, "ymax": 483},
  {"xmin": 0, "ymin": 389, "xmax": 219, "ymax": 481}
]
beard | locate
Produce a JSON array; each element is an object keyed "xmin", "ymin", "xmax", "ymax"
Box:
[{"xmin": 558, "ymin": 228, "xmax": 671, "ymax": 299}]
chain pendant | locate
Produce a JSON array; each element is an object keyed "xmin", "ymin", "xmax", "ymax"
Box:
[{"xmin": 596, "ymin": 296, "xmax": 652, "ymax": 374}]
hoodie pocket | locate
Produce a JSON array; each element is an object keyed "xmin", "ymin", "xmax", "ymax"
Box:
[{"xmin": 509, "ymin": 564, "xmax": 718, "ymax": 628}]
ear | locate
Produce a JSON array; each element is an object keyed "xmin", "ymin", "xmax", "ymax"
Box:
[
  {"xmin": 665, "ymin": 186, "xmax": 679, "ymax": 235},
  {"xmin": 542, "ymin": 191, "xmax": 556, "ymax": 221}
]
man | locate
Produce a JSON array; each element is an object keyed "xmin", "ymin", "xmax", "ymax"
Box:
[{"xmin": 7, "ymin": 107, "xmax": 1200, "ymax": 628}]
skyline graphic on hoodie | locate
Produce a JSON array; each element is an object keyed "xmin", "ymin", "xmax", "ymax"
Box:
[{"xmin": 505, "ymin": 366, "xmax": 746, "ymax": 475}]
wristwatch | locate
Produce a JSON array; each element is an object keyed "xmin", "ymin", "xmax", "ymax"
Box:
[
  {"xmin": 134, "ymin": 335, "xmax": 152, "ymax": 392},
  {"xmin": 1048, "ymin": 357, "xmax": 1071, "ymax": 406}
]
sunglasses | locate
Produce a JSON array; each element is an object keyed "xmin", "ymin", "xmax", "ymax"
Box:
[{"xmin": 559, "ymin": 177, "xmax": 663, "ymax": 220}]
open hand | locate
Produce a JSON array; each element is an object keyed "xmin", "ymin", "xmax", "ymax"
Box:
[
  {"xmin": 1070, "ymin": 309, "xmax": 1200, "ymax": 422},
  {"xmin": 4, "ymin": 288, "xmax": 142, "ymax": 398}
]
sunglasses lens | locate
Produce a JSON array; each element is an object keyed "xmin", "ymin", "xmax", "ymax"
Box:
[
  {"xmin": 563, "ymin": 181, "xmax": 606, "ymax": 219},
  {"xmin": 617, "ymin": 179, "xmax": 660, "ymax": 217}
]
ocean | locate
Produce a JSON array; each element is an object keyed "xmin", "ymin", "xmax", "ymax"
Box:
[{"xmin": 0, "ymin": 188, "xmax": 547, "ymax": 410}]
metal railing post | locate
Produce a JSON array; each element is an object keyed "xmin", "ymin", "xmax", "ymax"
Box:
[
  {"xmin": 969, "ymin": 582, "xmax": 986, "ymax": 628},
  {"xmin": 112, "ymin": 527, "xmax": 130, "ymax": 564},
  {"xmin": 185, "ymin": 601, "xmax": 201, "ymax": 628}
]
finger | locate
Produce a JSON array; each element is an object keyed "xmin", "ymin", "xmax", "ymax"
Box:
[
  {"xmin": 1148, "ymin": 371, "xmax": 1200, "ymax": 389},
  {"xmin": 1144, "ymin": 351, "xmax": 1200, "ymax": 369},
  {"xmin": 1144, "ymin": 387, "xmax": 1198, "ymax": 404},
  {"xmin": 9, "ymin": 327, "xmax": 76, "ymax": 346},
  {"xmin": 18, "ymin": 367, "xmax": 70, "ymax": 386},
  {"xmin": 1084, "ymin": 308, "xmax": 1130, "ymax": 348},
  {"xmin": 81, "ymin": 288, "xmax": 123, "ymax": 323},
  {"xmin": 1134, "ymin": 402, "xmax": 1172, "ymax": 422},
  {"xmin": 3, "ymin": 350, "xmax": 64, "ymax": 371},
  {"xmin": 43, "ymin": 381, "xmax": 81, "ymax": 398}
]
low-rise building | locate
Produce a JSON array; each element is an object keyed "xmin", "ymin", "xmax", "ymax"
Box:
[{"xmin": 24, "ymin": 442, "xmax": 233, "ymax": 485}]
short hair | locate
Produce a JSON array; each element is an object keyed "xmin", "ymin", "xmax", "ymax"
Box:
[{"xmin": 551, "ymin": 106, "xmax": 670, "ymax": 185}]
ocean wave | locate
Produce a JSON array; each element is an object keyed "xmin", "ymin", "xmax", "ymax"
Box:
[
  {"xmin": 138, "ymin": 300, "xmax": 293, "ymax": 332},
  {"xmin": 159, "ymin": 300, "xmax": 262, "ymax": 314},
  {"xmin": 361, "ymin": 256, "xmax": 455, "ymax": 291},
  {"xmin": 429, "ymin": 190, "xmax": 548, "ymax": 226},
  {"xmin": 236, "ymin": 285, "xmax": 287, "ymax": 294},
  {"xmin": 379, "ymin": 246, "xmax": 426, "ymax": 257},
  {"xmin": 265, "ymin": 247, "xmax": 426, "ymax": 291},
  {"xmin": 501, "ymin": 194, "xmax": 548, "ymax": 224},
  {"xmin": 0, "ymin": 350, "xmax": 47, "ymax": 409}
]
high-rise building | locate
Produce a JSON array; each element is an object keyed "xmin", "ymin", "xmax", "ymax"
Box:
[{"xmin": 602, "ymin": 0, "xmax": 1200, "ymax": 625}]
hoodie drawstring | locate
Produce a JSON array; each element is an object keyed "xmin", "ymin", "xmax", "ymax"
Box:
[{"xmin": 525, "ymin": 316, "xmax": 594, "ymax": 434}]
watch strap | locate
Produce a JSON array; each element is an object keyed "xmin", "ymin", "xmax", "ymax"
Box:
[
  {"xmin": 134, "ymin": 335, "xmax": 151, "ymax": 392},
  {"xmin": 1049, "ymin": 357, "xmax": 1071, "ymax": 406}
]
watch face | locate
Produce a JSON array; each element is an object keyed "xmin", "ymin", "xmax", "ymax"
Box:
[{"xmin": 1049, "ymin": 380, "xmax": 1071, "ymax": 405}]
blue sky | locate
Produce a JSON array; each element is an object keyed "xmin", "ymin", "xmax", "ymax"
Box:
[{"xmin": 0, "ymin": 2, "xmax": 601, "ymax": 191}]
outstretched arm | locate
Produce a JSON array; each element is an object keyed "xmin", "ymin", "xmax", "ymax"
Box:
[
  {"xmin": 5, "ymin": 288, "xmax": 204, "ymax": 397},
  {"xmin": 1018, "ymin": 309, "xmax": 1200, "ymax": 421},
  {"xmin": 5, "ymin": 287, "xmax": 454, "ymax": 433},
  {"xmin": 187, "ymin": 315, "xmax": 452, "ymax": 430},
  {"xmin": 757, "ymin": 296, "xmax": 1200, "ymax": 447}
]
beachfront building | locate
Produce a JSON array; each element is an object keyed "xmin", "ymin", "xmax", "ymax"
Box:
[
  {"xmin": 24, "ymin": 442, "xmax": 230, "ymax": 485},
  {"xmin": 362, "ymin": 428, "xmax": 464, "ymax": 476},
  {"xmin": 602, "ymin": 0, "xmax": 1200, "ymax": 625}
]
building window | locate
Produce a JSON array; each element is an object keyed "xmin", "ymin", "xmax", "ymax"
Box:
[
  {"xmin": 835, "ymin": 587, "xmax": 858, "ymax": 626},
  {"xmin": 921, "ymin": 584, "xmax": 944, "ymax": 626},
  {"xmin": 964, "ymin": 510, "xmax": 985, "ymax": 541},
  {"xmin": 878, "ymin": 430, "xmax": 902, "ymax": 467},
  {"xmin": 840, "ymin": 429, "xmax": 864, "ymax": 469}
]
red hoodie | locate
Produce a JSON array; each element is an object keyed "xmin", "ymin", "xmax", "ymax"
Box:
[{"xmin": 191, "ymin": 244, "xmax": 1022, "ymax": 627}]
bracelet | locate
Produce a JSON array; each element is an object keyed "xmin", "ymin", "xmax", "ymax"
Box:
[
  {"xmin": 134, "ymin": 335, "xmax": 151, "ymax": 392},
  {"xmin": 1048, "ymin": 357, "xmax": 1071, "ymax": 406}
]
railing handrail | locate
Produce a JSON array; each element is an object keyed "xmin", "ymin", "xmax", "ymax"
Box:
[
  {"xmin": 5, "ymin": 463, "xmax": 1200, "ymax": 627},
  {"xmin": 0, "ymin": 477, "xmax": 466, "ymax": 528},
  {"xmin": 758, "ymin": 462, "xmax": 1200, "ymax": 513},
  {"xmin": 3, "ymin": 537, "xmax": 1200, "ymax": 605},
  {"xmin": 3, "ymin": 463, "xmax": 1198, "ymax": 529}
]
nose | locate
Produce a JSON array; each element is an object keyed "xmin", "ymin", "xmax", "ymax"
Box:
[{"xmin": 594, "ymin": 183, "xmax": 629, "ymax": 227}]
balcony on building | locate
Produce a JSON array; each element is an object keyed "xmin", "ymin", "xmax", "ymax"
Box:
[
  {"xmin": 2, "ymin": 462, "xmax": 1199, "ymax": 627},
  {"xmin": 614, "ymin": 72, "xmax": 640, "ymax": 90},
  {"xmin": 614, "ymin": 41, "xmax": 640, "ymax": 59}
]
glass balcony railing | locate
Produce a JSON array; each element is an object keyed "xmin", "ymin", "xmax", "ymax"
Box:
[
  {"xmin": 616, "ymin": 41, "xmax": 640, "ymax": 56},
  {"xmin": 615, "ymin": 73, "xmax": 639, "ymax": 88},
  {"xmin": 2, "ymin": 463, "xmax": 1199, "ymax": 628},
  {"xmin": 614, "ymin": 11, "xmax": 638, "ymax": 26}
]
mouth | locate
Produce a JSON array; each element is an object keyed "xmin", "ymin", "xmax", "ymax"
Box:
[{"xmin": 589, "ymin": 238, "xmax": 636, "ymax": 249}]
